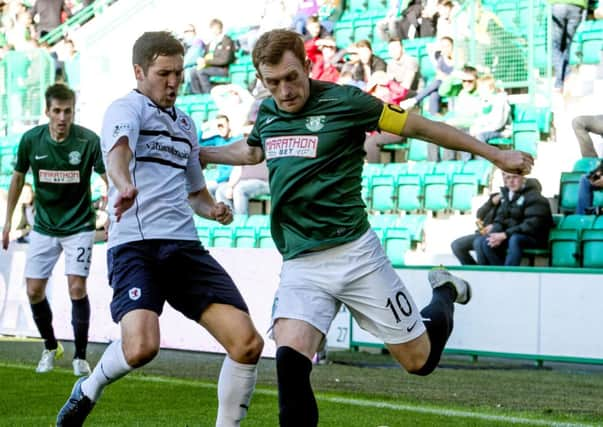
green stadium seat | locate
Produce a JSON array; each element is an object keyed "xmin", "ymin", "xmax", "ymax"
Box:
[
  {"xmin": 406, "ymin": 138, "xmax": 429, "ymax": 161},
  {"xmin": 581, "ymin": 229, "xmax": 603, "ymax": 268},
  {"xmin": 353, "ymin": 17, "xmax": 374, "ymax": 41},
  {"xmin": 407, "ymin": 160, "xmax": 435, "ymax": 176},
  {"xmin": 382, "ymin": 162, "xmax": 408, "ymax": 177},
  {"xmin": 210, "ymin": 227, "xmax": 234, "ymax": 248},
  {"xmin": 450, "ymin": 173, "xmax": 479, "ymax": 213},
  {"xmin": 512, "ymin": 120, "xmax": 539, "ymax": 157},
  {"xmin": 233, "ymin": 227, "xmax": 257, "ymax": 248},
  {"xmin": 245, "ymin": 214, "xmax": 270, "ymax": 230},
  {"xmin": 549, "ymin": 229, "xmax": 581, "ymax": 267},
  {"xmin": 396, "ymin": 174, "xmax": 423, "ymax": 212},
  {"xmin": 558, "ymin": 172, "xmax": 584, "ymax": 214},
  {"xmin": 423, "ymin": 173, "xmax": 449, "ymax": 213},
  {"xmin": 369, "ymin": 174, "xmax": 396, "ymax": 212},
  {"xmin": 580, "ymin": 30, "xmax": 603, "ymax": 64},
  {"xmin": 462, "ymin": 159, "xmax": 493, "ymax": 189},
  {"xmin": 382, "ymin": 227, "xmax": 411, "ymax": 267},
  {"xmin": 257, "ymin": 227, "xmax": 276, "ymax": 248},
  {"xmin": 398, "ymin": 214, "xmax": 427, "ymax": 246},
  {"xmin": 572, "ymin": 157, "xmax": 600, "ymax": 173}
]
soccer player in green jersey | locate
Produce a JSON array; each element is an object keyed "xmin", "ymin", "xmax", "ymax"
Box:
[
  {"xmin": 2, "ymin": 84, "xmax": 107, "ymax": 377},
  {"xmin": 200, "ymin": 29, "xmax": 534, "ymax": 426}
]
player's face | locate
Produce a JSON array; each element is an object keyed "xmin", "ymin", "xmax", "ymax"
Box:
[
  {"xmin": 135, "ymin": 54, "xmax": 183, "ymax": 108},
  {"xmin": 45, "ymin": 98, "xmax": 74, "ymax": 140},
  {"xmin": 258, "ymin": 50, "xmax": 311, "ymax": 114}
]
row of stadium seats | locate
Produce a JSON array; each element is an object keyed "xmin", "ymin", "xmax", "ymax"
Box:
[
  {"xmin": 570, "ymin": 19, "xmax": 603, "ymax": 66},
  {"xmin": 558, "ymin": 158, "xmax": 603, "ymax": 214},
  {"xmin": 195, "ymin": 212, "xmax": 426, "ymax": 266},
  {"xmin": 548, "ymin": 214, "xmax": 603, "ymax": 268}
]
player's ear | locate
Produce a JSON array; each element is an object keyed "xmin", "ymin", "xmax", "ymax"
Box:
[
  {"xmin": 304, "ymin": 57, "xmax": 311, "ymax": 75},
  {"xmin": 133, "ymin": 64, "xmax": 144, "ymax": 82}
]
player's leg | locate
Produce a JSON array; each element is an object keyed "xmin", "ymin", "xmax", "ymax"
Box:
[
  {"xmin": 25, "ymin": 231, "xmax": 63, "ymax": 372},
  {"xmin": 57, "ymin": 240, "xmax": 165, "ymax": 426},
  {"xmin": 62, "ymin": 230, "xmax": 95, "ymax": 375},
  {"xmin": 164, "ymin": 240, "xmax": 263, "ymax": 427},
  {"xmin": 387, "ymin": 268, "xmax": 471, "ymax": 376},
  {"xmin": 273, "ymin": 318, "xmax": 324, "ymax": 427},
  {"xmin": 200, "ymin": 304, "xmax": 264, "ymax": 427},
  {"xmin": 271, "ymin": 251, "xmax": 341, "ymax": 427}
]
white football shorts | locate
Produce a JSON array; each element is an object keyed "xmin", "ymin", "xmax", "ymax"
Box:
[
  {"xmin": 25, "ymin": 230, "xmax": 95, "ymax": 279},
  {"xmin": 272, "ymin": 228, "xmax": 426, "ymax": 344}
]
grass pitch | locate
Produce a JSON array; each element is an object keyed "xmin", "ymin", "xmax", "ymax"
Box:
[{"xmin": 0, "ymin": 339, "xmax": 602, "ymax": 426}]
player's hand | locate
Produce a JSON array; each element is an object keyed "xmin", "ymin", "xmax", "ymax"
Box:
[
  {"xmin": 114, "ymin": 186, "xmax": 138, "ymax": 222},
  {"xmin": 2, "ymin": 224, "xmax": 10, "ymax": 250},
  {"xmin": 493, "ymin": 150, "xmax": 534, "ymax": 176},
  {"xmin": 212, "ymin": 202, "xmax": 233, "ymax": 225}
]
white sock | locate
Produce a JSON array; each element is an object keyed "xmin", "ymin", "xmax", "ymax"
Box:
[
  {"xmin": 81, "ymin": 340, "xmax": 133, "ymax": 402},
  {"xmin": 215, "ymin": 356, "xmax": 258, "ymax": 427}
]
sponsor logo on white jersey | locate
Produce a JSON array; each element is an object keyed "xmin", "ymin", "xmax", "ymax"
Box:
[
  {"xmin": 178, "ymin": 116, "xmax": 192, "ymax": 131},
  {"xmin": 265, "ymin": 136, "xmax": 318, "ymax": 159},
  {"xmin": 39, "ymin": 169, "xmax": 80, "ymax": 184},
  {"xmin": 112, "ymin": 123, "xmax": 131, "ymax": 138}
]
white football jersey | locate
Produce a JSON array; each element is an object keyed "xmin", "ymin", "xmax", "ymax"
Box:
[{"xmin": 101, "ymin": 90, "xmax": 205, "ymax": 248}]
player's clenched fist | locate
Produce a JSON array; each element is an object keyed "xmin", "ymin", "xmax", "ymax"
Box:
[{"xmin": 212, "ymin": 202, "xmax": 233, "ymax": 225}]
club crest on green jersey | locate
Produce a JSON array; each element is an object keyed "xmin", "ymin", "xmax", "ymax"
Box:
[
  {"xmin": 305, "ymin": 115, "xmax": 325, "ymax": 132},
  {"xmin": 68, "ymin": 151, "xmax": 81, "ymax": 165}
]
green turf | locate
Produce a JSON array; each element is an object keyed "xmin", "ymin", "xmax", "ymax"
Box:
[{"xmin": 0, "ymin": 340, "xmax": 602, "ymax": 426}]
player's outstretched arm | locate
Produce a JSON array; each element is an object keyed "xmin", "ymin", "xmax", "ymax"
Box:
[
  {"xmin": 199, "ymin": 139, "xmax": 264, "ymax": 167},
  {"xmin": 106, "ymin": 137, "xmax": 138, "ymax": 222},
  {"xmin": 188, "ymin": 187, "xmax": 233, "ymax": 225},
  {"xmin": 402, "ymin": 112, "xmax": 534, "ymax": 175},
  {"xmin": 2, "ymin": 171, "xmax": 25, "ymax": 250}
]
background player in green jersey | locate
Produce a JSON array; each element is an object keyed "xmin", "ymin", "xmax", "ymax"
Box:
[
  {"xmin": 200, "ymin": 29, "xmax": 534, "ymax": 426},
  {"xmin": 2, "ymin": 84, "xmax": 107, "ymax": 377}
]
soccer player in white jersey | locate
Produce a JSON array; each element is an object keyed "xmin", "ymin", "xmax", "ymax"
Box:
[
  {"xmin": 56, "ymin": 31, "xmax": 264, "ymax": 427},
  {"xmin": 2, "ymin": 84, "xmax": 106, "ymax": 377}
]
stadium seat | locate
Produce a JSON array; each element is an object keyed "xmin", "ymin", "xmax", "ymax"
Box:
[
  {"xmin": 450, "ymin": 173, "xmax": 479, "ymax": 213},
  {"xmin": 210, "ymin": 227, "xmax": 233, "ymax": 248},
  {"xmin": 233, "ymin": 227, "xmax": 257, "ymax": 248},
  {"xmin": 559, "ymin": 214, "xmax": 596, "ymax": 232},
  {"xmin": 406, "ymin": 138, "xmax": 429, "ymax": 161},
  {"xmin": 581, "ymin": 229, "xmax": 603, "ymax": 268},
  {"xmin": 549, "ymin": 229, "xmax": 581, "ymax": 267},
  {"xmin": 369, "ymin": 174, "xmax": 396, "ymax": 212},
  {"xmin": 396, "ymin": 174, "xmax": 423, "ymax": 212},
  {"xmin": 257, "ymin": 227, "xmax": 276, "ymax": 248},
  {"xmin": 382, "ymin": 227, "xmax": 411, "ymax": 267},
  {"xmin": 572, "ymin": 157, "xmax": 600, "ymax": 173},
  {"xmin": 580, "ymin": 30, "xmax": 603, "ymax": 64},
  {"xmin": 398, "ymin": 214, "xmax": 427, "ymax": 246},
  {"xmin": 557, "ymin": 172, "xmax": 583, "ymax": 214},
  {"xmin": 422, "ymin": 173, "xmax": 449, "ymax": 213},
  {"xmin": 462, "ymin": 159, "xmax": 493, "ymax": 189},
  {"xmin": 512, "ymin": 120, "xmax": 539, "ymax": 157},
  {"xmin": 245, "ymin": 214, "xmax": 270, "ymax": 230}
]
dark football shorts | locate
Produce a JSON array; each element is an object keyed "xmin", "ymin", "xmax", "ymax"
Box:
[{"xmin": 107, "ymin": 239, "xmax": 248, "ymax": 323}]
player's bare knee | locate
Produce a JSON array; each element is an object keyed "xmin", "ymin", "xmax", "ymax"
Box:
[
  {"xmin": 123, "ymin": 341, "xmax": 159, "ymax": 368},
  {"xmin": 228, "ymin": 332, "xmax": 264, "ymax": 364},
  {"xmin": 26, "ymin": 287, "xmax": 45, "ymax": 303}
]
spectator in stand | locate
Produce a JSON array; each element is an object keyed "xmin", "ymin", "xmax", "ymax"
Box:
[
  {"xmin": 291, "ymin": 0, "xmax": 320, "ymax": 35},
  {"xmin": 474, "ymin": 173, "xmax": 553, "ymax": 266},
  {"xmin": 237, "ymin": 0, "xmax": 296, "ymax": 55},
  {"xmin": 30, "ymin": 0, "xmax": 69, "ymax": 39},
  {"xmin": 399, "ymin": 36, "xmax": 455, "ymax": 115},
  {"xmin": 376, "ymin": 0, "xmax": 405, "ymax": 42},
  {"xmin": 341, "ymin": 39, "xmax": 386, "ymax": 85},
  {"xmin": 571, "ymin": 114, "xmax": 603, "ymax": 158},
  {"xmin": 5, "ymin": 3, "xmax": 35, "ymax": 51},
  {"xmin": 386, "ymin": 37, "xmax": 420, "ymax": 98},
  {"xmin": 216, "ymin": 161, "xmax": 270, "ymax": 215},
  {"xmin": 200, "ymin": 114, "xmax": 242, "ymax": 196},
  {"xmin": 311, "ymin": 36, "xmax": 341, "ymax": 83},
  {"xmin": 469, "ymin": 74, "xmax": 511, "ymax": 144},
  {"xmin": 363, "ymin": 71, "xmax": 410, "ymax": 163},
  {"xmin": 181, "ymin": 24, "xmax": 206, "ymax": 94},
  {"xmin": 575, "ymin": 160, "xmax": 603, "ymax": 214},
  {"xmin": 398, "ymin": 0, "xmax": 439, "ymax": 39},
  {"xmin": 189, "ymin": 18, "xmax": 236, "ymax": 94},
  {"xmin": 434, "ymin": 0, "xmax": 456, "ymax": 38},
  {"xmin": 337, "ymin": 69, "xmax": 366, "ymax": 90},
  {"xmin": 304, "ymin": 14, "xmax": 329, "ymax": 65},
  {"xmin": 549, "ymin": 0, "xmax": 587, "ymax": 92},
  {"xmin": 316, "ymin": 0, "xmax": 344, "ymax": 34},
  {"xmin": 451, "ymin": 192, "xmax": 501, "ymax": 265}
]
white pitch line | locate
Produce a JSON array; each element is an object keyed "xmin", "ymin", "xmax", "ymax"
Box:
[{"xmin": 0, "ymin": 363, "xmax": 595, "ymax": 427}]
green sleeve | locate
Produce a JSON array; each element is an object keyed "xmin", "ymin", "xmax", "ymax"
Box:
[
  {"xmin": 14, "ymin": 134, "xmax": 30, "ymax": 174},
  {"xmin": 92, "ymin": 136, "xmax": 106, "ymax": 175}
]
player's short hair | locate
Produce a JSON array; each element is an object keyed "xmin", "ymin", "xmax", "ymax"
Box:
[
  {"xmin": 132, "ymin": 31, "xmax": 184, "ymax": 74},
  {"xmin": 252, "ymin": 29, "xmax": 306, "ymax": 77},
  {"xmin": 45, "ymin": 83, "xmax": 75, "ymax": 109}
]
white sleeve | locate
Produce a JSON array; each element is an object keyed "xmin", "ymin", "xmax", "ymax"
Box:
[
  {"xmin": 100, "ymin": 97, "xmax": 141, "ymax": 155},
  {"xmin": 185, "ymin": 122, "xmax": 206, "ymax": 193}
]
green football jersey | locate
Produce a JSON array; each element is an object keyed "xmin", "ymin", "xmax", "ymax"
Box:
[
  {"xmin": 248, "ymin": 80, "xmax": 385, "ymax": 260},
  {"xmin": 14, "ymin": 123, "xmax": 105, "ymax": 237}
]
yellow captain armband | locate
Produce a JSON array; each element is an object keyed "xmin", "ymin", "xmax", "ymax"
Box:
[{"xmin": 377, "ymin": 104, "xmax": 409, "ymax": 136}]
